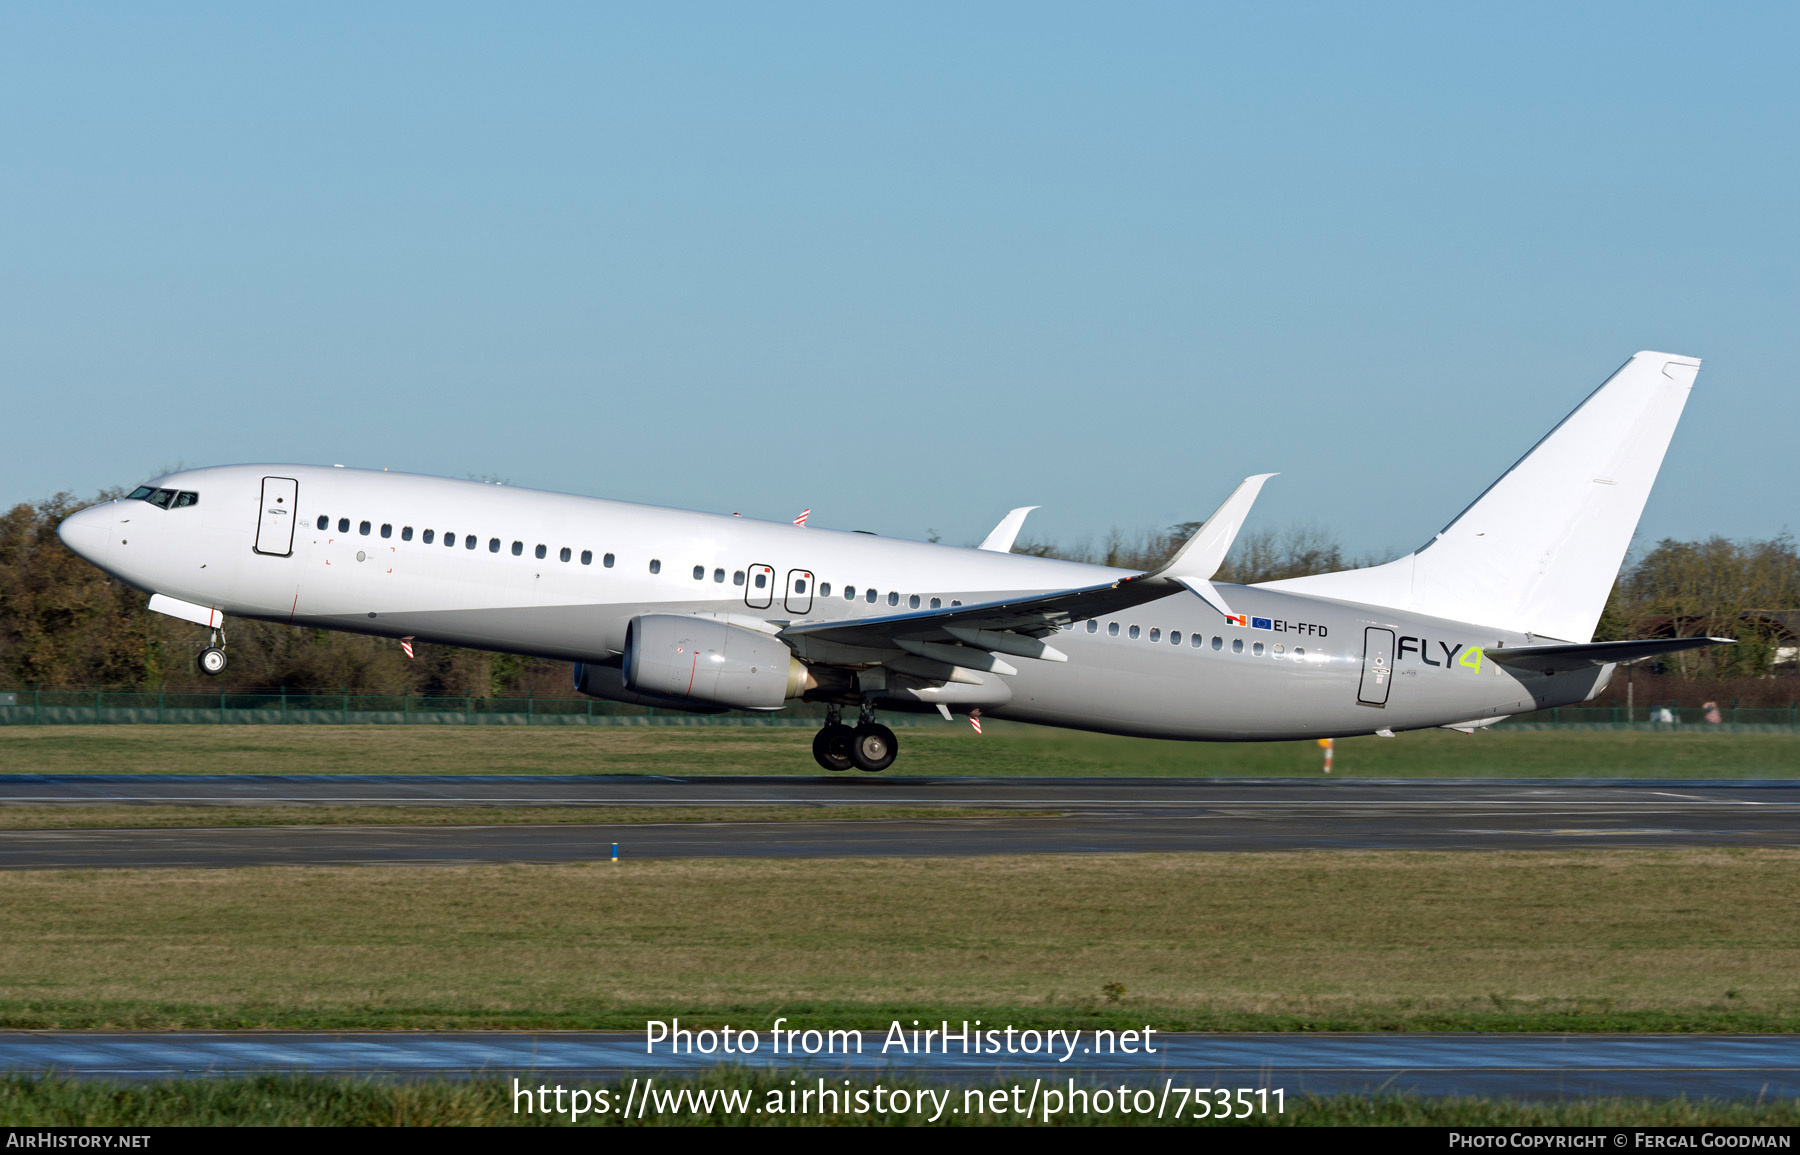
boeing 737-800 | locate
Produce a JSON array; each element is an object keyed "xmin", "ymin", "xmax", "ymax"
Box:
[{"xmin": 57, "ymin": 352, "xmax": 1727, "ymax": 771}]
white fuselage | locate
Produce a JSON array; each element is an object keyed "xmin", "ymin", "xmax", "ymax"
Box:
[{"xmin": 58, "ymin": 464, "xmax": 1607, "ymax": 740}]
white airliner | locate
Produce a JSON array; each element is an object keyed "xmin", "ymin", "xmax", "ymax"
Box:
[{"xmin": 59, "ymin": 352, "xmax": 1727, "ymax": 771}]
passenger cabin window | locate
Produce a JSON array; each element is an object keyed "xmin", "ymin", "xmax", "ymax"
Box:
[
  {"xmin": 359, "ymin": 521, "xmax": 371, "ymax": 535},
  {"xmin": 930, "ymin": 597, "xmax": 941, "ymax": 609},
  {"xmin": 1211, "ymin": 635, "xmax": 1221, "ymax": 650},
  {"xmin": 511, "ymin": 541, "xmax": 522, "ymax": 556},
  {"xmin": 715, "ymin": 568, "xmax": 726, "ymax": 583},
  {"xmin": 1129, "ymin": 625, "xmax": 1141, "ymax": 639},
  {"xmin": 888, "ymin": 592, "xmax": 899, "ymax": 606},
  {"xmin": 754, "ymin": 571, "xmax": 766, "ymax": 588},
  {"xmin": 866, "ymin": 589, "xmax": 877, "ymax": 603},
  {"xmin": 693, "ymin": 565, "xmax": 704, "ymax": 580},
  {"xmin": 444, "ymin": 533, "xmax": 456, "ymax": 547},
  {"xmin": 535, "ymin": 545, "xmax": 547, "ymax": 560},
  {"xmin": 424, "ymin": 530, "xmax": 436, "ymax": 544},
  {"xmin": 490, "ymin": 538, "xmax": 501, "ymax": 553},
  {"xmin": 733, "ymin": 570, "xmax": 745, "ymax": 586},
  {"xmin": 317, "ymin": 515, "xmax": 329, "ymax": 530},
  {"xmin": 1232, "ymin": 638, "xmax": 1244, "ymax": 654},
  {"xmin": 909, "ymin": 595, "xmax": 920, "ymax": 609},
  {"xmin": 1108, "ymin": 622, "xmax": 1120, "ymax": 636},
  {"xmin": 819, "ymin": 582, "xmax": 831, "ymax": 596},
  {"xmin": 465, "ymin": 535, "xmax": 477, "ymax": 550},
  {"xmin": 605, "ymin": 553, "xmax": 615, "ymax": 568},
  {"xmin": 561, "ymin": 547, "xmax": 572, "ymax": 562},
  {"xmin": 844, "ymin": 586, "xmax": 855, "ymax": 599},
  {"xmin": 1149, "ymin": 628, "xmax": 1160, "ymax": 642},
  {"xmin": 1294, "ymin": 647, "xmax": 1306, "ymax": 660},
  {"xmin": 381, "ymin": 524, "xmax": 392, "ymax": 538},
  {"xmin": 795, "ymin": 579, "xmax": 807, "ymax": 593},
  {"xmin": 649, "ymin": 559, "xmax": 661, "ymax": 574},
  {"xmin": 1170, "ymin": 631, "xmax": 1181, "ymax": 645},
  {"xmin": 1253, "ymin": 641, "xmax": 1265, "ymax": 656},
  {"xmin": 402, "ymin": 527, "xmax": 413, "ymax": 541},
  {"xmin": 339, "ymin": 518, "xmax": 350, "ymax": 533},
  {"xmin": 1087, "ymin": 621, "xmax": 1098, "ymax": 633},
  {"xmin": 580, "ymin": 550, "xmax": 592, "ymax": 565}
]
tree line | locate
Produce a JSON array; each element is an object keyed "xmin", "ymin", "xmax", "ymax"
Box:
[{"xmin": 2, "ymin": 491, "xmax": 1794, "ymax": 697}]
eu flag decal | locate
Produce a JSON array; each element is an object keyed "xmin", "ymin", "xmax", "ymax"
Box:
[{"xmin": 1251, "ymin": 617, "xmax": 1274, "ymax": 630}]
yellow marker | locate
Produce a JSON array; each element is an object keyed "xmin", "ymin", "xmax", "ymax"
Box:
[{"xmin": 1459, "ymin": 646, "xmax": 1483, "ymax": 673}]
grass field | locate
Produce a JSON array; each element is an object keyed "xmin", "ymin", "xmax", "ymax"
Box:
[
  {"xmin": 2, "ymin": 1073, "xmax": 1793, "ymax": 1127},
  {"xmin": 1, "ymin": 849, "xmax": 1794, "ymax": 1033},
  {"xmin": 1, "ymin": 723, "xmax": 1796, "ymax": 777}
]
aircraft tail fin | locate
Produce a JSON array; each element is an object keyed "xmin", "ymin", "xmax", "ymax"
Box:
[{"xmin": 1260, "ymin": 351, "xmax": 1701, "ymax": 642}]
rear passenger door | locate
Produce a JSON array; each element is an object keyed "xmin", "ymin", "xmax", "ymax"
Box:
[{"xmin": 1358, "ymin": 627, "xmax": 1395, "ymax": 706}]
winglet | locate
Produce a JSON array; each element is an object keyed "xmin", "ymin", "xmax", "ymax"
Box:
[
  {"xmin": 1142, "ymin": 474, "xmax": 1275, "ymax": 620},
  {"xmin": 977, "ymin": 506, "xmax": 1040, "ymax": 553},
  {"xmin": 1149, "ymin": 474, "xmax": 1276, "ymax": 581}
]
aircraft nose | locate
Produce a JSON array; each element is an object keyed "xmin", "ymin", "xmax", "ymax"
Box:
[{"xmin": 57, "ymin": 504, "xmax": 113, "ymax": 567}]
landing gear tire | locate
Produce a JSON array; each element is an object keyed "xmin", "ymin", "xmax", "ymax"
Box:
[
  {"xmin": 812, "ymin": 724, "xmax": 855, "ymax": 772},
  {"xmin": 849, "ymin": 723, "xmax": 898, "ymax": 772},
  {"xmin": 198, "ymin": 647, "xmax": 228, "ymax": 676}
]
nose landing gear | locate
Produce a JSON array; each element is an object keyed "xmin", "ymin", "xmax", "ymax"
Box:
[
  {"xmin": 198, "ymin": 627, "xmax": 228, "ymax": 676},
  {"xmin": 811, "ymin": 703, "xmax": 900, "ymax": 773}
]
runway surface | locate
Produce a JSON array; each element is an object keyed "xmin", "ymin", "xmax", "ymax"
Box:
[
  {"xmin": 1, "ymin": 777, "xmax": 1797, "ymax": 869},
  {"xmin": 3, "ymin": 1031, "xmax": 1794, "ymax": 1100}
]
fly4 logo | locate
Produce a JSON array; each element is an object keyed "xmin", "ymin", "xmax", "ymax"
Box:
[{"xmin": 1397, "ymin": 636, "xmax": 1484, "ymax": 672}]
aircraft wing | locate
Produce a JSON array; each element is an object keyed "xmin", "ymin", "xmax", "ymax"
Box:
[
  {"xmin": 1487, "ymin": 635, "xmax": 1734, "ymax": 675},
  {"xmin": 779, "ymin": 574, "xmax": 1184, "ymax": 654},
  {"xmin": 779, "ymin": 474, "xmax": 1275, "ymax": 676}
]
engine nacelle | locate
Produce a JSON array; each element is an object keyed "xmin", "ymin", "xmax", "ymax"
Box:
[
  {"xmin": 572, "ymin": 661, "xmax": 730, "ymax": 714},
  {"xmin": 622, "ymin": 614, "xmax": 808, "ymax": 711}
]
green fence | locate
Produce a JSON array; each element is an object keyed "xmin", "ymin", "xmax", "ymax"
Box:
[{"xmin": 0, "ymin": 690, "xmax": 937, "ymax": 727}]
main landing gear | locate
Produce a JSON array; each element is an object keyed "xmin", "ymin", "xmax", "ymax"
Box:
[
  {"xmin": 812, "ymin": 705, "xmax": 898, "ymax": 773},
  {"xmin": 198, "ymin": 627, "xmax": 228, "ymax": 676}
]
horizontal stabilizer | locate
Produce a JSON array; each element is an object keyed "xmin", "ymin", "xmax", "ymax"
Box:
[{"xmin": 1488, "ymin": 635, "xmax": 1733, "ymax": 675}]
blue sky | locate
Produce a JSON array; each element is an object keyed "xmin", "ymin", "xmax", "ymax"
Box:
[{"xmin": 4, "ymin": 3, "xmax": 1795, "ymax": 560}]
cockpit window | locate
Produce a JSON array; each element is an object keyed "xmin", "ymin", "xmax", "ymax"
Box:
[{"xmin": 126, "ymin": 486, "xmax": 196, "ymax": 508}]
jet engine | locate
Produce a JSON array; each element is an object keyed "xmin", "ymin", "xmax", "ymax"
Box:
[
  {"xmin": 572, "ymin": 661, "xmax": 731, "ymax": 714},
  {"xmin": 621, "ymin": 614, "xmax": 809, "ymax": 711}
]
